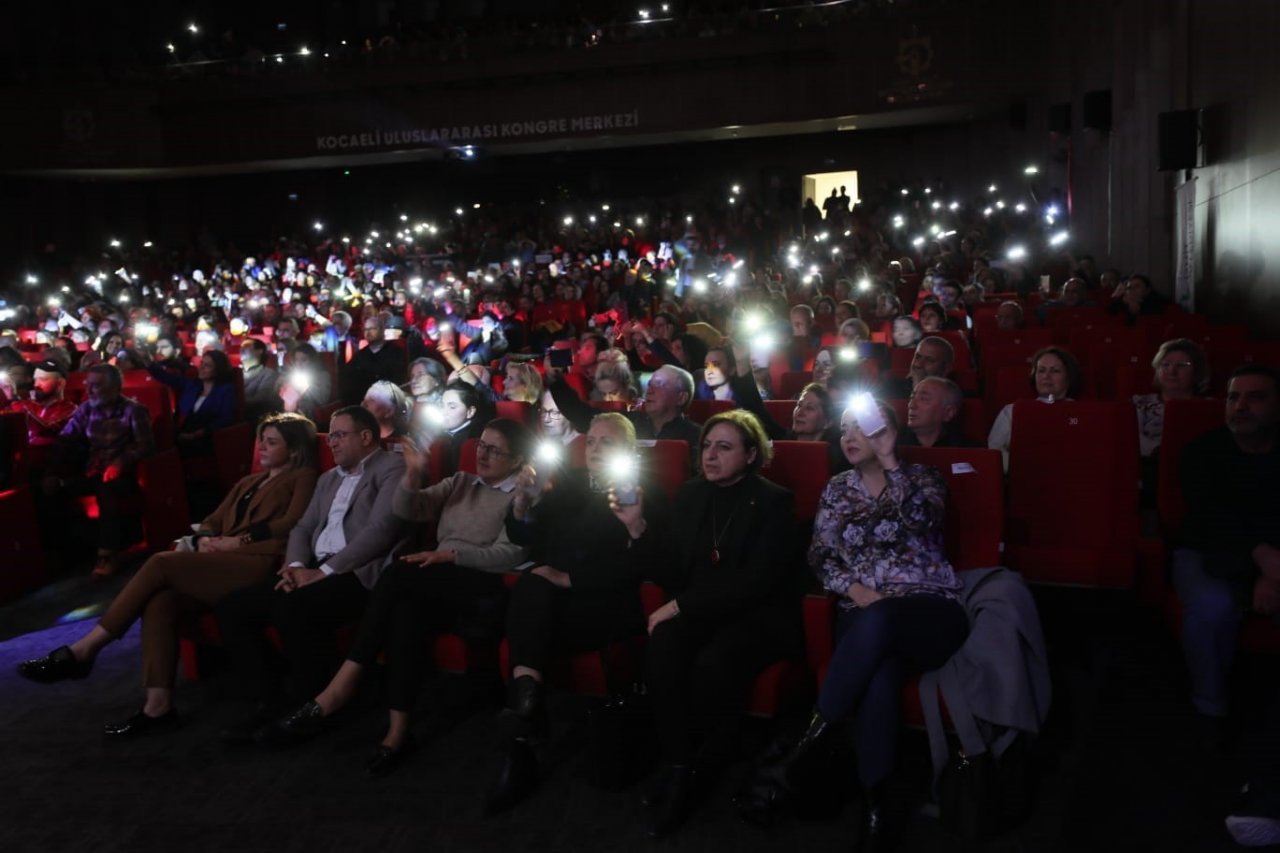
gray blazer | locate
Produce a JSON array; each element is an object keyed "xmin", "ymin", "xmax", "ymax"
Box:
[{"xmin": 285, "ymin": 447, "xmax": 409, "ymax": 589}]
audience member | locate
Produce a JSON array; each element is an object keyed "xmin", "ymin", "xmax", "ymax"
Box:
[{"xmin": 987, "ymin": 346, "xmax": 1081, "ymax": 470}]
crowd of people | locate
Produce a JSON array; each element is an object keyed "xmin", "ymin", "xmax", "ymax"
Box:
[{"xmin": 3, "ymin": 175, "xmax": 1279, "ymax": 848}]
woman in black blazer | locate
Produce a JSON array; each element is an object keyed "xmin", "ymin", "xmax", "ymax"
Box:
[{"xmin": 616, "ymin": 409, "xmax": 801, "ymax": 838}]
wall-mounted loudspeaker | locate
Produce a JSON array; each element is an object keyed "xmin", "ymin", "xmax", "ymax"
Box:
[
  {"xmin": 1158, "ymin": 110, "xmax": 1199, "ymax": 171},
  {"xmin": 1083, "ymin": 90, "xmax": 1112, "ymax": 132},
  {"xmin": 1049, "ymin": 103, "xmax": 1071, "ymax": 135}
]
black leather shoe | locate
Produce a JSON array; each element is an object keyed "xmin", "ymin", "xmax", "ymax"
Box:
[
  {"xmin": 648, "ymin": 764, "xmax": 701, "ymax": 838},
  {"xmin": 263, "ymin": 700, "xmax": 327, "ymax": 746},
  {"xmin": 365, "ymin": 736, "xmax": 417, "ymax": 779},
  {"xmin": 17, "ymin": 646, "xmax": 93, "ymax": 683},
  {"xmin": 483, "ymin": 739, "xmax": 538, "ymax": 816},
  {"xmin": 497, "ymin": 675, "xmax": 549, "ymax": 741},
  {"xmin": 104, "ymin": 709, "xmax": 181, "ymax": 739}
]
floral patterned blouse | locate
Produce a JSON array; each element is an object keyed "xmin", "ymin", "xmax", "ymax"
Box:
[
  {"xmin": 808, "ymin": 463, "xmax": 962, "ymax": 608},
  {"xmin": 1132, "ymin": 393, "xmax": 1164, "ymax": 458}
]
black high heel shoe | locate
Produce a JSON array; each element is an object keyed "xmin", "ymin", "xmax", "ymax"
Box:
[
  {"xmin": 17, "ymin": 646, "xmax": 93, "ymax": 683},
  {"xmin": 365, "ymin": 736, "xmax": 418, "ymax": 779}
]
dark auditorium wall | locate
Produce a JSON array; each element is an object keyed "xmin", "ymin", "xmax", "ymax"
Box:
[{"xmin": 1044, "ymin": 0, "xmax": 1280, "ymax": 338}]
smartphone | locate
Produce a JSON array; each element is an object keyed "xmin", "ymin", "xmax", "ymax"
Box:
[
  {"xmin": 547, "ymin": 348, "xmax": 573, "ymax": 369},
  {"xmin": 850, "ymin": 392, "xmax": 887, "ymax": 437},
  {"xmin": 609, "ymin": 453, "xmax": 638, "ymax": 505}
]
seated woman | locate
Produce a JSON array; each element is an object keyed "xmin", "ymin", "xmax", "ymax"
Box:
[
  {"xmin": 917, "ymin": 301, "xmax": 954, "ymax": 335},
  {"xmin": 1134, "ymin": 338, "xmax": 1210, "ymax": 458},
  {"xmin": 592, "ymin": 354, "xmax": 638, "ymax": 405},
  {"xmin": 483, "ymin": 412, "xmax": 668, "ymax": 813},
  {"xmin": 407, "ymin": 356, "xmax": 447, "ymax": 407},
  {"xmin": 838, "ymin": 318, "xmax": 871, "ymax": 346},
  {"xmin": 279, "ymin": 344, "xmax": 332, "ymax": 421},
  {"xmin": 148, "ymin": 349, "xmax": 237, "ymax": 456},
  {"xmin": 502, "ymin": 360, "xmax": 543, "ymax": 405},
  {"xmin": 540, "ymin": 380, "xmax": 591, "ymax": 446},
  {"xmin": 890, "ymin": 315, "xmax": 923, "ymax": 349},
  {"xmin": 429, "ymin": 381, "xmax": 495, "ymax": 476},
  {"xmin": 270, "ymin": 419, "xmax": 532, "ymax": 776},
  {"xmin": 694, "ymin": 346, "xmax": 737, "ymax": 402},
  {"xmin": 727, "ymin": 339, "xmax": 846, "ymax": 472},
  {"xmin": 987, "ymin": 346, "xmax": 1081, "ymax": 470},
  {"xmin": 622, "ymin": 409, "xmax": 801, "ymax": 838},
  {"xmin": 756, "ymin": 399, "xmax": 966, "ymax": 848},
  {"xmin": 362, "ymin": 379, "xmax": 412, "ymax": 443},
  {"xmin": 16, "ymin": 413, "xmax": 319, "ymax": 735}
]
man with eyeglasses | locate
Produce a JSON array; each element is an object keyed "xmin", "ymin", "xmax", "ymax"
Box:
[
  {"xmin": 627, "ymin": 365, "xmax": 701, "ymax": 465},
  {"xmin": 880, "ymin": 336, "xmax": 955, "ymax": 399},
  {"xmin": 216, "ymin": 405, "xmax": 410, "ymax": 743},
  {"xmin": 1174, "ymin": 365, "xmax": 1280, "ymax": 748}
]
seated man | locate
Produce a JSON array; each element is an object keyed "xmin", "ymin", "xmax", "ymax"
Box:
[
  {"xmin": 898, "ymin": 377, "xmax": 980, "ymax": 448},
  {"xmin": 1036, "ymin": 277, "xmax": 1094, "ymax": 323},
  {"xmin": 881, "ymin": 336, "xmax": 955, "ymax": 399},
  {"xmin": 240, "ymin": 339, "xmax": 281, "ymax": 425},
  {"xmin": 995, "ymin": 300, "xmax": 1024, "ymax": 331},
  {"xmin": 49, "ymin": 364, "xmax": 155, "ymax": 577},
  {"xmin": 1173, "ymin": 365, "xmax": 1280, "ymax": 738},
  {"xmin": 6, "ymin": 358, "xmax": 77, "ymax": 450},
  {"xmin": 215, "ymin": 405, "xmax": 409, "ymax": 740},
  {"xmin": 341, "ymin": 315, "xmax": 406, "ymax": 404},
  {"xmin": 626, "ymin": 365, "xmax": 702, "ymax": 454}
]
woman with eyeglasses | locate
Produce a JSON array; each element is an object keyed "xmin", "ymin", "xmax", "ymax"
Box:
[
  {"xmin": 538, "ymin": 380, "xmax": 591, "ymax": 446},
  {"xmin": 1134, "ymin": 338, "xmax": 1210, "ymax": 458},
  {"xmin": 270, "ymin": 418, "xmax": 533, "ymax": 777}
]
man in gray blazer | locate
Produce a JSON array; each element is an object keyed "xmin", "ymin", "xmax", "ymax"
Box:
[{"xmin": 217, "ymin": 405, "xmax": 410, "ymax": 741}]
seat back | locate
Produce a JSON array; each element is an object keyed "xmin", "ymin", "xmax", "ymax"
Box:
[
  {"xmin": 494, "ymin": 399, "xmax": 533, "ymax": 426},
  {"xmin": 686, "ymin": 399, "xmax": 734, "ymax": 424},
  {"xmin": 212, "ymin": 422, "xmax": 256, "ymax": 495},
  {"xmin": 1046, "ymin": 306, "xmax": 1114, "ymax": 344},
  {"xmin": 778, "ymin": 371, "xmax": 813, "ymax": 400},
  {"xmin": 764, "ymin": 399, "xmax": 796, "ymax": 431},
  {"xmin": 761, "ymin": 440, "xmax": 831, "ymax": 522},
  {"xmin": 1005, "ymin": 399, "xmax": 1139, "ymax": 587},
  {"xmin": 1156, "ymin": 398, "xmax": 1223, "ymax": 535},
  {"xmin": 900, "ymin": 446, "xmax": 1004, "ymax": 571},
  {"xmin": 136, "ymin": 449, "xmax": 192, "ymax": 549},
  {"xmin": 642, "ymin": 440, "xmax": 692, "ymax": 502}
]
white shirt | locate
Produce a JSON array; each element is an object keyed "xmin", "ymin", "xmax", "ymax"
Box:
[{"xmin": 312, "ymin": 455, "xmax": 369, "ymax": 574}]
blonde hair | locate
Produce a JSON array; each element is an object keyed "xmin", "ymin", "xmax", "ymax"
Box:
[
  {"xmin": 589, "ymin": 411, "xmax": 637, "ymax": 446},
  {"xmin": 504, "ymin": 361, "xmax": 543, "ymax": 404}
]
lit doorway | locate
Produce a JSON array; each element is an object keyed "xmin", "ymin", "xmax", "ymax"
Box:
[{"xmin": 802, "ymin": 171, "xmax": 859, "ymax": 213}]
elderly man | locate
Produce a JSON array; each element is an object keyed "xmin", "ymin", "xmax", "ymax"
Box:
[
  {"xmin": 6, "ymin": 358, "xmax": 77, "ymax": 448},
  {"xmin": 995, "ymin": 300, "xmax": 1024, "ymax": 331},
  {"xmin": 52, "ymin": 364, "xmax": 156, "ymax": 577},
  {"xmin": 1173, "ymin": 366, "xmax": 1280, "ymax": 741},
  {"xmin": 627, "ymin": 365, "xmax": 702, "ymax": 463},
  {"xmin": 898, "ymin": 377, "xmax": 979, "ymax": 448},
  {"xmin": 881, "ymin": 336, "xmax": 955, "ymax": 399},
  {"xmin": 1037, "ymin": 277, "xmax": 1093, "ymax": 323}
]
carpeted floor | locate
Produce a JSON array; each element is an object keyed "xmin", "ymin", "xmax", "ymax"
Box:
[{"xmin": 0, "ymin": 580, "xmax": 1272, "ymax": 853}]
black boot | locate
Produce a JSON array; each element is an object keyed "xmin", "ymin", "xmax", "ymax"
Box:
[
  {"xmin": 498, "ymin": 675, "xmax": 548, "ymax": 740},
  {"xmin": 648, "ymin": 764, "xmax": 702, "ymax": 838},
  {"xmin": 853, "ymin": 782, "xmax": 901, "ymax": 853},
  {"xmin": 483, "ymin": 739, "xmax": 538, "ymax": 815},
  {"xmin": 734, "ymin": 710, "xmax": 833, "ymax": 825}
]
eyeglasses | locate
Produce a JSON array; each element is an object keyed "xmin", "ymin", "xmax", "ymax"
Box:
[
  {"xmin": 328, "ymin": 429, "xmax": 362, "ymax": 442},
  {"xmin": 475, "ymin": 441, "xmax": 511, "ymax": 458},
  {"xmin": 1159, "ymin": 361, "xmax": 1193, "ymax": 371},
  {"xmin": 540, "ymin": 408, "xmax": 564, "ymax": 419}
]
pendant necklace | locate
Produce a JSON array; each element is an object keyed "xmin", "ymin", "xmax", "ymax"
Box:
[{"xmin": 710, "ymin": 501, "xmax": 739, "ymax": 564}]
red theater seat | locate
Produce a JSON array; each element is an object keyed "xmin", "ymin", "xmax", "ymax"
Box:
[
  {"xmin": 686, "ymin": 399, "xmax": 733, "ymax": 424},
  {"xmin": 0, "ymin": 486, "xmax": 46, "ymax": 602},
  {"xmin": 1005, "ymin": 400, "xmax": 1139, "ymax": 588},
  {"xmin": 900, "ymin": 447, "xmax": 1005, "ymax": 571},
  {"xmin": 761, "ymin": 441, "xmax": 831, "ymax": 522},
  {"xmin": 1155, "ymin": 399, "xmax": 1223, "ymax": 536}
]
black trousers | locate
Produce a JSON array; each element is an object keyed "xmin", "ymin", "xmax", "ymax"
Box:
[
  {"xmin": 345, "ymin": 560, "xmax": 505, "ymax": 712},
  {"xmin": 504, "ymin": 572, "xmax": 642, "ymax": 675},
  {"xmin": 214, "ymin": 571, "xmax": 369, "ymax": 704},
  {"xmin": 816, "ymin": 595, "xmax": 969, "ymax": 787},
  {"xmin": 64, "ymin": 471, "xmax": 141, "ymax": 551},
  {"xmin": 646, "ymin": 605, "xmax": 800, "ymax": 765}
]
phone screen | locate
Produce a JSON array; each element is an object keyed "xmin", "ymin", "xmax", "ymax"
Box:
[{"xmin": 851, "ymin": 392, "xmax": 887, "ymax": 437}]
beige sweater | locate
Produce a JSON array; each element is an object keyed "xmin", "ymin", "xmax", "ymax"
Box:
[{"xmin": 391, "ymin": 472, "xmax": 525, "ymax": 572}]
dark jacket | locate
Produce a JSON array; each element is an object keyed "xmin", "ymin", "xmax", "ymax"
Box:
[
  {"xmin": 341, "ymin": 342, "xmax": 407, "ymax": 404},
  {"xmin": 898, "ymin": 422, "xmax": 982, "ymax": 449},
  {"xmin": 641, "ymin": 474, "xmax": 799, "ymax": 623},
  {"xmin": 729, "ymin": 372, "xmax": 849, "ymax": 474},
  {"xmin": 505, "ymin": 467, "xmax": 667, "ymax": 603},
  {"xmin": 147, "ymin": 364, "xmax": 236, "ymax": 436}
]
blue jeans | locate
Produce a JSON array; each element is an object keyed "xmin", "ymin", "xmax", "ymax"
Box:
[
  {"xmin": 816, "ymin": 594, "xmax": 968, "ymax": 786},
  {"xmin": 1170, "ymin": 548, "xmax": 1244, "ymax": 717}
]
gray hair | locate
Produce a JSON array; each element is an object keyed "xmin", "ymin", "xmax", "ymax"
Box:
[{"xmin": 654, "ymin": 365, "xmax": 695, "ymax": 411}]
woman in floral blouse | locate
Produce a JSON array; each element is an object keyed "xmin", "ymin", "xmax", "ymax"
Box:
[{"xmin": 757, "ymin": 400, "xmax": 967, "ymax": 849}]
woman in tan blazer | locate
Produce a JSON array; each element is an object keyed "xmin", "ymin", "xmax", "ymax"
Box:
[{"xmin": 17, "ymin": 413, "xmax": 320, "ymax": 737}]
